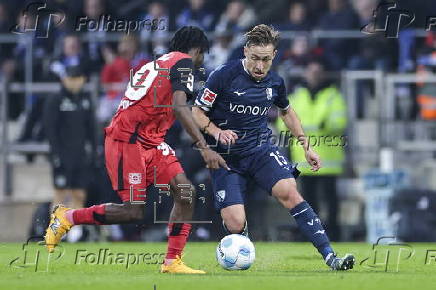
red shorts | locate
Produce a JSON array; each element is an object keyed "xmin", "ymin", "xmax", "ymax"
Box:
[{"xmin": 104, "ymin": 137, "xmax": 184, "ymax": 202}]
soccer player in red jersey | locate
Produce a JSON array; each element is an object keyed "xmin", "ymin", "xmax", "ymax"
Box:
[{"xmin": 44, "ymin": 26, "xmax": 229, "ymax": 274}]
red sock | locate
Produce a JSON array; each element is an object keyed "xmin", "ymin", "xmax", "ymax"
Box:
[
  {"xmin": 165, "ymin": 223, "xmax": 192, "ymax": 260},
  {"xmin": 71, "ymin": 204, "xmax": 107, "ymax": 225}
]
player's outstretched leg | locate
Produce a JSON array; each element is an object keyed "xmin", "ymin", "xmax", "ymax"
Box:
[
  {"xmin": 160, "ymin": 173, "xmax": 205, "ymax": 274},
  {"xmin": 44, "ymin": 200, "xmax": 144, "ymax": 253},
  {"xmin": 272, "ymin": 178, "xmax": 355, "ymax": 271}
]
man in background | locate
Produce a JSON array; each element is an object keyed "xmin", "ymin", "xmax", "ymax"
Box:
[{"xmin": 44, "ymin": 65, "xmax": 96, "ymax": 242}]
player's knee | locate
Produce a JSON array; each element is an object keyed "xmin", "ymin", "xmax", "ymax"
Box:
[
  {"xmin": 272, "ymin": 180, "xmax": 303, "ymax": 209},
  {"xmin": 279, "ymin": 191, "xmax": 303, "ymax": 208}
]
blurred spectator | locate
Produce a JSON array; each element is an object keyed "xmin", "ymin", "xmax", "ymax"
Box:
[
  {"xmin": 215, "ymin": 0, "xmax": 255, "ymax": 34},
  {"xmin": 0, "ymin": 2, "xmax": 15, "ymax": 80},
  {"xmin": 304, "ymin": 0, "xmax": 328, "ymax": 27},
  {"xmin": 276, "ymin": 1, "xmax": 310, "ymax": 32},
  {"xmin": 97, "ymin": 35, "xmax": 149, "ymax": 124},
  {"xmin": 176, "ymin": 0, "xmax": 215, "ymax": 31},
  {"xmin": 12, "ymin": 12, "xmax": 51, "ymax": 81},
  {"xmin": 352, "ymin": 0, "xmax": 376, "ymax": 28},
  {"xmin": 204, "ymin": 30, "xmax": 233, "ymax": 72},
  {"xmin": 416, "ymin": 33, "xmax": 436, "ymax": 120},
  {"xmin": 17, "ymin": 34, "xmax": 88, "ymax": 144},
  {"xmin": 0, "ymin": 2, "xmax": 11, "ymax": 32},
  {"xmin": 279, "ymin": 34, "xmax": 322, "ymax": 90},
  {"xmin": 140, "ymin": 1, "xmax": 170, "ymax": 55},
  {"xmin": 317, "ymin": 0, "xmax": 359, "ymax": 70},
  {"xmin": 347, "ymin": 35, "xmax": 391, "ymax": 119},
  {"xmin": 12, "ymin": 10, "xmax": 55, "ymax": 138},
  {"xmin": 43, "ymin": 65, "xmax": 96, "ymax": 242},
  {"xmin": 217, "ymin": 1, "xmax": 257, "ymax": 63},
  {"xmin": 273, "ymin": 2, "xmax": 312, "ymax": 65},
  {"xmin": 78, "ymin": 0, "xmax": 111, "ymax": 73},
  {"xmin": 252, "ymin": 0, "xmax": 287, "ymax": 25},
  {"xmin": 50, "ymin": 34, "xmax": 89, "ymax": 78},
  {"xmin": 275, "ymin": 59, "xmax": 347, "ymax": 241},
  {"xmin": 281, "ymin": 35, "xmax": 316, "ymax": 68}
]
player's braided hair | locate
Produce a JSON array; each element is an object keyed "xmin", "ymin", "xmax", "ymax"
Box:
[
  {"xmin": 169, "ymin": 26, "xmax": 209, "ymax": 53},
  {"xmin": 244, "ymin": 24, "xmax": 280, "ymax": 48}
]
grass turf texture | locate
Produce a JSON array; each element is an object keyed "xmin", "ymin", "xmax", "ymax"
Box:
[{"xmin": 1, "ymin": 242, "xmax": 436, "ymax": 290}]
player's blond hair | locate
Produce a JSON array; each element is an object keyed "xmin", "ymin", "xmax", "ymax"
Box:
[{"xmin": 244, "ymin": 24, "xmax": 280, "ymax": 48}]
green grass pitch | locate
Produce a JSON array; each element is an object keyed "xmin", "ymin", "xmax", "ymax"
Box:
[{"xmin": 1, "ymin": 242, "xmax": 436, "ymax": 290}]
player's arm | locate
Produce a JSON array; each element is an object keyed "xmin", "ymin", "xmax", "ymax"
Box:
[
  {"xmin": 279, "ymin": 107, "xmax": 321, "ymax": 172},
  {"xmin": 192, "ymin": 67, "xmax": 238, "ymax": 145},
  {"xmin": 192, "ymin": 107, "xmax": 238, "ymax": 145},
  {"xmin": 170, "ymin": 58, "xmax": 229, "ymax": 170},
  {"xmin": 172, "ymin": 92, "xmax": 228, "ymax": 170},
  {"xmin": 275, "ymin": 79, "xmax": 321, "ymax": 172}
]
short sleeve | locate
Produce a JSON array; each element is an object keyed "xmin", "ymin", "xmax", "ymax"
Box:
[
  {"xmin": 194, "ymin": 66, "xmax": 223, "ymax": 112},
  {"xmin": 273, "ymin": 78, "xmax": 290, "ymax": 111},
  {"xmin": 170, "ymin": 58, "xmax": 194, "ymax": 96}
]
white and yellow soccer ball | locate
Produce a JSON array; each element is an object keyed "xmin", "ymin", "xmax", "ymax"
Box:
[{"xmin": 216, "ymin": 234, "xmax": 255, "ymax": 270}]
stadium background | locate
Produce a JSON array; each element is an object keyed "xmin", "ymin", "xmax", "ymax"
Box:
[{"xmin": 1, "ymin": 0, "xmax": 436, "ymax": 244}]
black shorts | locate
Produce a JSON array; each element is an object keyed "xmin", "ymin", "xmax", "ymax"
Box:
[{"xmin": 51, "ymin": 163, "xmax": 89, "ymax": 189}]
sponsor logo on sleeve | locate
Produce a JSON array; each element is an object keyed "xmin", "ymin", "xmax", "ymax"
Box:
[{"xmin": 200, "ymin": 88, "xmax": 217, "ymax": 105}]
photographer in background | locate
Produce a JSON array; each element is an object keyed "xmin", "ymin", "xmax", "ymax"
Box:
[{"xmin": 43, "ymin": 65, "xmax": 96, "ymax": 242}]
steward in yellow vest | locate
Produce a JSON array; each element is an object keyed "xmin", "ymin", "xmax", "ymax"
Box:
[{"xmin": 276, "ymin": 69, "xmax": 347, "ymax": 176}]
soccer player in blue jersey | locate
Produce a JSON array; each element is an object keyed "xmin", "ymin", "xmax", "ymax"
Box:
[{"xmin": 192, "ymin": 24, "xmax": 354, "ymax": 270}]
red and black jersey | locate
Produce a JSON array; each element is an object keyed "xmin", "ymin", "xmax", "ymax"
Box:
[{"xmin": 104, "ymin": 51, "xmax": 194, "ymax": 147}]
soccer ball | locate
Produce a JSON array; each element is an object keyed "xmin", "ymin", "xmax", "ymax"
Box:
[{"xmin": 216, "ymin": 234, "xmax": 255, "ymax": 270}]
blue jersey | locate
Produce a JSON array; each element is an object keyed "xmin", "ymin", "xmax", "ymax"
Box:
[{"xmin": 195, "ymin": 59, "xmax": 290, "ymax": 158}]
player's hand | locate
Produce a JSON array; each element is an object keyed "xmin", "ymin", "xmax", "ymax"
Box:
[
  {"xmin": 200, "ymin": 148, "xmax": 230, "ymax": 170},
  {"xmin": 214, "ymin": 129, "xmax": 239, "ymax": 146},
  {"xmin": 305, "ymin": 148, "xmax": 322, "ymax": 172}
]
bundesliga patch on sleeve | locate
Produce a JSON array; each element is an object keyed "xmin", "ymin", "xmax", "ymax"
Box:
[{"xmin": 200, "ymin": 88, "xmax": 217, "ymax": 105}]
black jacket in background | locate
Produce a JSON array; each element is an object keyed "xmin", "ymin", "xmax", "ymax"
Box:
[{"xmin": 43, "ymin": 88, "xmax": 96, "ymax": 167}]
